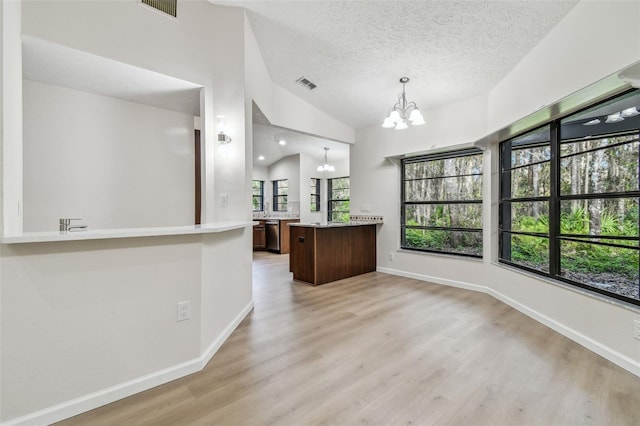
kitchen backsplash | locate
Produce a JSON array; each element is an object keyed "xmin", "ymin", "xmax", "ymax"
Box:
[
  {"xmin": 253, "ymin": 201, "xmax": 300, "ymax": 219},
  {"xmin": 349, "ymin": 215, "xmax": 384, "ymax": 224},
  {"xmin": 253, "ymin": 212, "xmax": 300, "ymax": 219}
]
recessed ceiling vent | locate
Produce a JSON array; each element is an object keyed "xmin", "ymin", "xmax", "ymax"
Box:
[
  {"xmin": 141, "ymin": 0, "xmax": 177, "ymax": 18},
  {"xmin": 296, "ymin": 76, "xmax": 317, "ymax": 91}
]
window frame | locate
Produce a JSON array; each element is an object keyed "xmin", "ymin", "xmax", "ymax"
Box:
[
  {"xmin": 310, "ymin": 178, "xmax": 321, "ymax": 212},
  {"xmin": 400, "ymin": 148, "xmax": 483, "ymax": 258},
  {"xmin": 252, "ymin": 180, "xmax": 264, "ymax": 212},
  {"xmin": 272, "ymin": 179, "xmax": 288, "ymax": 212},
  {"xmin": 327, "ymin": 176, "xmax": 350, "ymax": 222},
  {"xmin": 499, "ymin": 89, "xmax": 640, "ymax": 307}
]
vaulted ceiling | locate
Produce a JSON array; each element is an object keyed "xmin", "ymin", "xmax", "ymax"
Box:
[
  {"xmin": 214, "ymin": 0, "xmax": 578, "ymax": 130},
  {"xmin": 211, "ymin": 0, "xmax": 579, "ymax": 166}
]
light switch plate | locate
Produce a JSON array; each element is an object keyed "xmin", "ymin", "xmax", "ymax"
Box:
[{"xmin": 177, "ymin": 301, "xmax": 191, "ymax": 322}]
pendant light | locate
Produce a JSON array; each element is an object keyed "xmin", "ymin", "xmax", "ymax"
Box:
[
  {"xmin": 382, "ymin": 77, "xmax": 425, "ymax": 130},
  {"xmin": 317, "ymin": 147, "xmax": 335, "ymax": 172}
]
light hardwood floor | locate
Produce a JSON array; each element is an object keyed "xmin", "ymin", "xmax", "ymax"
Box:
[{"xmin": 59, "ymin": 252, "xmax": 640, "ymax": 425}]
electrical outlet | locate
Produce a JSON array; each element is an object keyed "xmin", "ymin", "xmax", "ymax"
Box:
[
  {"xmin": 177, "ymin": 301, "xmax": 191, "ymax": 322},
  {"xmin": 634, "ymin": 319, "xmax": 640, "ymax": 341},
  {"xmin": 388, "ymin": 252, "xmax": 395, "ymax": 262}
]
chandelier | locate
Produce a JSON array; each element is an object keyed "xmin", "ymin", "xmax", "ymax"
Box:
[
  {"xmin": 382, "ymin": 77, "xmax": 425, "ymax": 130},
  {"xmin": 317, "ymin": 147, "xmax": 335, "ymax": 172}
]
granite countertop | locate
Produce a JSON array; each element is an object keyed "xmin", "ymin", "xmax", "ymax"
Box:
[
  {"xmin": 253, "ymin": 217, "xmax": 300, "ymax": 221},
  {"xmin": 288, "ymin": 221, "xmax": 381, "ymax": 228}
]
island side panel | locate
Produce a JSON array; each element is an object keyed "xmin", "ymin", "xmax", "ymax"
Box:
[
  {"xmin": 351, "ymin": 224, "xmax": 377, "ymax": 276},
  {"xmin": 289, "ymin": 225, "xmax": 316, "ymax": 283},
  {"xmin": 315, "ymin": 225, "xmax": 376, "ymax": 285}
]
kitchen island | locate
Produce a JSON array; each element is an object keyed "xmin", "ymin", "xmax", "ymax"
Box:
[{"xmin": 289, "ymin": 222, "xmax": 377, "ymax": 285}]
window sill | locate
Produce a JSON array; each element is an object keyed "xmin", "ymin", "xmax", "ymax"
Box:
[
  {"xmin": 492, "ymin": 261, "xmax": 640, "ymax": 314},
  {"xmin": 397, "ymin": 248, "xmax": 484, "ymax": 262}
]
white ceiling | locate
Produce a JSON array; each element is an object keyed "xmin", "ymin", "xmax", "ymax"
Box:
[
  {"xmin": 212, "ymin": 0, "xmax": 578, "ymax": 130},
  {"xmin": 22, "ymin": 36, "xmax": 202, "ymax": 116}
]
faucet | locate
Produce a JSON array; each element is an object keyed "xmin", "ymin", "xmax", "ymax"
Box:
[{"xmin": 59, "ymin": 218, "xmax": 88, "ymax": 232}]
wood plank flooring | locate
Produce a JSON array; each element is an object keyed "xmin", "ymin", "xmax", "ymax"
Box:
[{"xmin": 59, "ymin": 252, "xmax": 640, "ymax": 425}]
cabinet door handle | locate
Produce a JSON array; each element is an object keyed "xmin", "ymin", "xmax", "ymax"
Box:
[{"xmin": 298, "ymin": 237, "xmax": 305, "ymax": 242}]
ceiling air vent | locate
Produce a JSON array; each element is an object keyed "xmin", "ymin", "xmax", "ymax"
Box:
[
  {"xmin": 296, "ymin": 76, "xmax": 317, "ymax": 91},
  {"xmin": 141, "ymin": 0, "xmax": 177, "ymax": 18}
]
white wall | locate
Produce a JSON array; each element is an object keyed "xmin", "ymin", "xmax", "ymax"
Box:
[
  {"xmin": 269, "ymin": 154, "xmax": 300, "ymax": 213},
  {"xmin": 1, "ymin": 1, "xmax": 254, "ymax": 424},
  {"xmin": 351, "ymin": 0, "xmax": 640, "ymax": 377},
  {"xmin": 2, "ymin": 0, "xmax": 23, "ymax": 235},
  {"xmin": 1, "ymin": 236, "xmax": 203, "ymax": 419},
  {"xmin": 252, "ymin": 165, "xmax": 268, "ymax": 183},
  {"xmin": 17, "ymin": 0, "xmax": 248, "ymax": 226},
  {"xmin": 200, "ymin": 230, "xmax": 253, "ymax": 355},
  {"xmin": 22, "ymin": 80, "xmax": 195, "ymax": 231}
]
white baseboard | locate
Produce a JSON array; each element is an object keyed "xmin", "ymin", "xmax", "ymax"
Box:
[
  {"xmin": 198, "ymin": 300, "xmax": 255, "ymax": 370},
  {"xmin": 377, "ymin": 267, "xmax": 640, "ymax": 378},
  {"xmin": 377, "ymin": 266, "xmax": 488, "ymax": 293},
  {"xmin": 5, "ymin": 300, "xmax": 255, "ymax": 426}
]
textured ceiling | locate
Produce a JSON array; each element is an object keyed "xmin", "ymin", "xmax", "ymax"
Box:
[{"xmin": 213, "ymin": 0, "xmax": 578, "ymax": 130}]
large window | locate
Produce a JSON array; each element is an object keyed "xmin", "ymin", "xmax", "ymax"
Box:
[
  {"xmin": 310, "ymin": 178, "xmax": 320, "ymax": 212},
  {"xmin": 328, "ymin": 177, "xmax": 350, "ymax": 222},
  {"xmin": 401, "ymin": 148, "xmax": 483, "ymax": 257},
  {"xmin": 500, "ymin": 89, "xmax": 640, "ymax": 306},
  {"xmin": 252, "ymin": 180, "xmax": 264, "ymax": 212},
  {"xmin": 272, "ymin": 179, "xmax": 288, "ymax": 211}
]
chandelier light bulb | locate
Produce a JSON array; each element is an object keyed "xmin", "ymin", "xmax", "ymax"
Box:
[
  {"xmin": 409, "ymin": 109, "xmax": 425, "ymax": 125},
  {"xmin": 389, "ymin": 110, "xmax": 401, "ymax": 123},
  {"xmin": 605, "ymin": 112, "xmax": 624, "ymax": 123},
  {"xmin": 395, "ymin": 120, "xmax": 408, "ymax": 130},
  {"xmin": 382, "ymin": 117, "xmax": 395, "ymax": 128},
  {"xmin": 621, "ymin": 106, "xmax": 639, "ymax": 117},
  {"xmin": 317, "ymin": 163, "xmax": 336, "ymax": 172}
]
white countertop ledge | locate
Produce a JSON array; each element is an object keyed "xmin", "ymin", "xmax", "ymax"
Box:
[{"xmin": 1, "ymin": 221, "xmax": 254, "ymax": 244}]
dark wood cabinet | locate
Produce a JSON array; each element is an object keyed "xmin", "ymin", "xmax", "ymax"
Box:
[
  {"xmin": 289, "ymin": 224, "xmax": 376, "ymax": 285},
  {"xmin": 255, "ymin": 219, "xmax": 299, "ymax": 253},
  {"xmin": 279, "ymin": 219, "xmax": 298, "ymax": 255},
  {"xmin": 253, "ymin": 220, "xmax": 266, "ymax": 250}
]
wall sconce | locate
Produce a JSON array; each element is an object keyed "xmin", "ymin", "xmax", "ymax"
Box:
[{"xmin": 216, "ymin": 115, "xmax": 232, "ymax": 144}]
